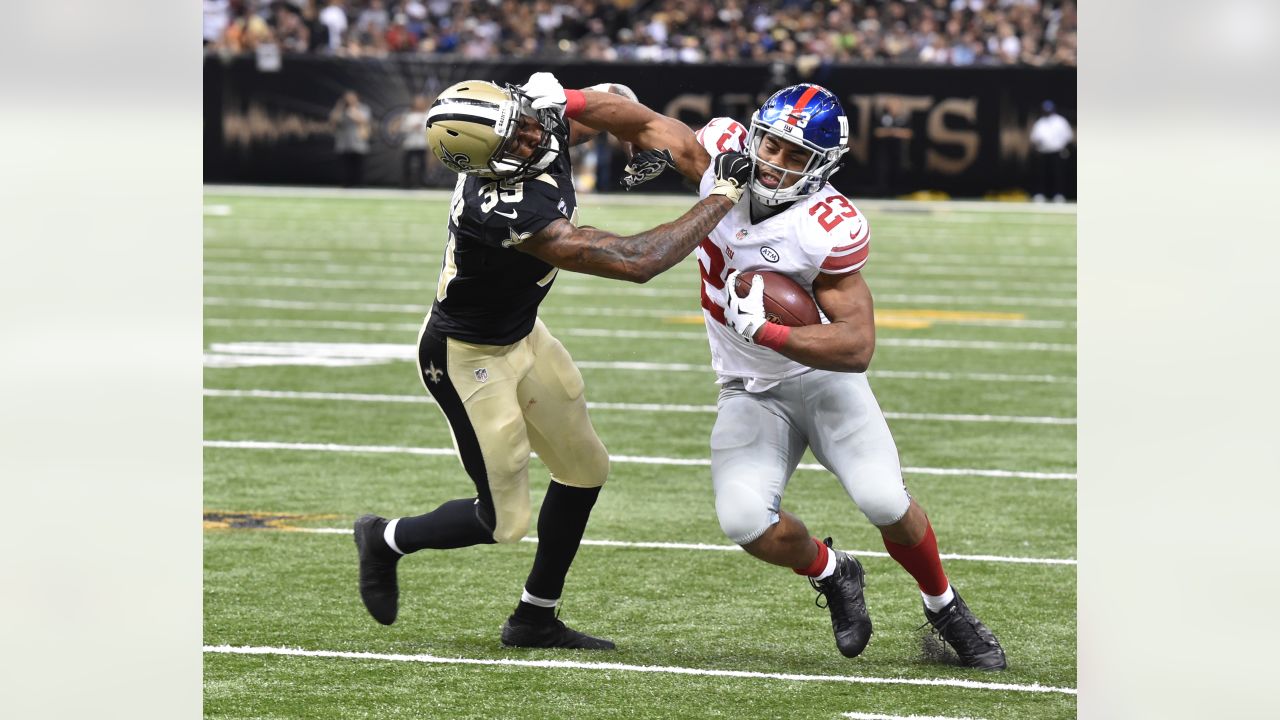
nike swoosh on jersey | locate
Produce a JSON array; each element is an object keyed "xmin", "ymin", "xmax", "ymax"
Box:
[{"xmin": 493, "ymin": 208, "xmax": 518, "ymax": 219}]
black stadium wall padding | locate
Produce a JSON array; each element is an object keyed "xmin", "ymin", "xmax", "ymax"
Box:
[{"xmin": 204, "ymin": 55, "xmax": 1075, "ymax": 198}]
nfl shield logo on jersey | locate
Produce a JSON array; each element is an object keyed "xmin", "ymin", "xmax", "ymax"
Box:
[{"xmin": 474, "ymin": 368, "xmax": 489, "ymax": 383}]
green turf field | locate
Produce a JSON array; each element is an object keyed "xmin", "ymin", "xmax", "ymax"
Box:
[{"xmin": 203, "ymin": 189, "xmax": 1076, "ymax": 719}]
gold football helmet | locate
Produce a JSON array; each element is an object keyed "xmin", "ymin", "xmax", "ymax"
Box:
[{"xmin": 425, "ymin": 80, "xmax": 565, "ymax": 181}]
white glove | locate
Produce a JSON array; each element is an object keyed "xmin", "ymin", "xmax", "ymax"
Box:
[
  {"xmin": 521, "ymin": 72, "xmax": 567, "ymax": 117},
  {"xmin": 723, "ymin": 270, "xmax": 767, "ymax": 343}
]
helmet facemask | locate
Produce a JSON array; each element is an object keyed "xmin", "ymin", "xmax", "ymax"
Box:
[
  {"xmin": 746, "ymin": 121, "xmax": 846, "ymax": 206},
  {"xmin": 486, "ymin": 85, "xmax": 564, "ymax": 182},
  {"xmin": 426, "ymin": 80, "xmax": 565, "ymax": 182}
]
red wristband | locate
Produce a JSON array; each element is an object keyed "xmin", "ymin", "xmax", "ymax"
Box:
[
  {"xmin": 564, "ymin": 89, "xmax": 586, "ymax": 119},
  {"xmin": 755, "ymin": 322, "xmax": 791, "ymax": 350}
]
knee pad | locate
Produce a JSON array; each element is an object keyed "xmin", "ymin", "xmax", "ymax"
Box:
[
  {"xmin": 853, "ymin": 474, "xmax": 911, "ymax": 527},
  {"xmin": 714, "ymin": 480, "xmax": 777, "ymax": 545},
  {"xmin": 577, "ymin": 440, "xmax": 610, "ymax": 489},
  {"xmin": 491, "ymin": 505, "xmax": 531, "ymax": 544}
]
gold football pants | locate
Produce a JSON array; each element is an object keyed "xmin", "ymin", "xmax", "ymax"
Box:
[{"xmin": 416, "ymin": 318, "xmax": 609, "ymax": 544}]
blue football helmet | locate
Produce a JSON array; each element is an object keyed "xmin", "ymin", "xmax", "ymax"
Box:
[{"xmin": 746, "ymin": 84, "xmax": 850, "ymax": 206}]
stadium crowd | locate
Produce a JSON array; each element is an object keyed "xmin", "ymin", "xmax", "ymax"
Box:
[{"xmin": 204, "ymin": 0, "xmax": 1077, "ymax": 67}]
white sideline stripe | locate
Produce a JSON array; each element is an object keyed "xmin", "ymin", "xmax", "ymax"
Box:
[
  {"xmin": 201, "ymin": 250, "xmax": 1075, "ymax": 278},
  {"xmin": 201, "ymin": 325, "xmax": 1074, "ymax": 379},
  {"xmin": 204, "ymin": 184, "xmax": 1076, "ymax": 214},
  {"xmin": 202, "ymin": 263, "xmax": 1077, "ymax": 294},
  {"xmin": 206, "ymin": 339, "xmax": 1075, "ymax": 362},
  {"xmin": 844, "ymin": 707, "xmax": 983, "ymax": 712},
  {"xmin": 201, "ymin": 645, "xmax": 1076, "ymax": 695},
  {"xmin": 203, "ymin": 388, "xmax": 1076, "ymax": 426},
  {"xmin": 201, "ymin": 440, "xmax": 1077, "ymax": 480},
  {"xmin": 205, "ymin": 316, "xmax": 1075, "ymax": 332},
  {"xmin": 289, "ymin": 528, "xmax": 1076, "ymax": 566},
  {"xmin": 204, "ymin": 348, "xmax": 1075, "ymax": 381},
  {"xmin": 206, "ymin": 295, "xmax": 1073, "ymax": 314}
]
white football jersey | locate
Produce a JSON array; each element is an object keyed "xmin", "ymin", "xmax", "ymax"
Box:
[{"xmin": 694, "ymin": 117, "xmax": 870, "ymax": 392}]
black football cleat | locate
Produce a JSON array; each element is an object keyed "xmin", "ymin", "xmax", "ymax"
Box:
[
  {"xmin": 500, "ymin": 615, "xmax": 616, "ymax": 650},
  {"xmin": 354, "ymin": 514, "xmax": 401, "ymax": 625},
  {"xmin": 809, "ymin": 538, "xmax": 873, "ymax": 658},
  {"xmin": 923, "ymin": 590, "xmax": 1007, "ymax": 671}
]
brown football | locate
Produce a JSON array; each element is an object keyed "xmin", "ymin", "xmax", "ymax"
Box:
[{"xmin": 734, "ymin": 271, "xmax": 821, "ymax": 327}]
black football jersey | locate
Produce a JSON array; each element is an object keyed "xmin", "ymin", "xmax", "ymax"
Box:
[{"xmin": 426, "ymin": 147, "xmax": 577, "ymax": 345}]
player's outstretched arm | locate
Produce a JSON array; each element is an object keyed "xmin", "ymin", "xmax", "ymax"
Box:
[
  {"xmin": 575, "ymin": 90, "xmax": 711, "ymax": 182},
  {"xmin": 522, "ymin": 72, "xmax": 708, "ymax": 180},
  {"xmin": 728, "ymin": 271, "xmax": 876, "ymax": 372},
  {"xmin": 515, "ymin": 152, "xmax": 752, "ymax": 283}
]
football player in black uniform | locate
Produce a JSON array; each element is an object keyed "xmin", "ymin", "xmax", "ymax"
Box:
[{"xmin": 354, "ymin": 78, "xmax": 754, "ymax": 649}]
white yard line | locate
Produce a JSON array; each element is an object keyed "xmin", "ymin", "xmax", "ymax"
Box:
[
  {"xmin": 205, "ymin": 337, "xmax": 1074, "ymax": 361},
  {"xmin": 199, "ymin": 338, "xmax": 1075, "ymax": 384},
  {"xmin": 287, "ymin": 527, "xmax": 1075, "ymax": 566},
  {"xmin": 203, "ymin": 387, "xmax": 1075, "ymax": 426},
  {"xmin": 201, "ymin": 644, "xmax": 1076, "ymax": 695},
  {"xmin": 201, "ymin": 439, "xmax": 1077, "ymax": 480},
  {"xmin": 204, "ymin": 313, "xmax": 1074, "ymax": 331},
  {"xmin": 839, "ymin": 707, "xmax": 988, "ymax": 712},
  {"xmin": 203, "ymin": 263, "xmax": 1077, "ymax": 294},
  {"xmin": 204, "ymin": 184, "xmax": 1076, "ymax": 214},
  {"xmin": 200, "ymin": 345, "xmax": 1072, "ymax": 382},
  {"xmin": 205, "ymin": 295, "xmax": 1075, "ymax": 315},
  {"xmin": 205, "ymin": 274, "xmax": 1078, "ymax": 301}
]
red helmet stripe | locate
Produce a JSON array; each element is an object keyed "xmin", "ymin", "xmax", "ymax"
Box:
[{"xmin": 786, "ymin": 86, "xmax": 822, "ymax": 125}]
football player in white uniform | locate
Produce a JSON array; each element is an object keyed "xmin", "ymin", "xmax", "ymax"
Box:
[{"xmin": 522, "ymin": 74, "xmax": 1006, "ymax": 669}]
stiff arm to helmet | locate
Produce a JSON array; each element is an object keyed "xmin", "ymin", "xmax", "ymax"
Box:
[{"xmin": 522, "ymin": 81, "xmax": 716, "ymax": 183}]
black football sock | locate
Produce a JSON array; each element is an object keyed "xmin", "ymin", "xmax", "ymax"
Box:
[
  {"xmin": 522, "ymin": 482, "xmax": 601, "ymax": 604},
  {"xmin": 512, "ymin": 600, "xmax": 557, "ymax": 623},
  {"xmin": 394, "ymin": 498, "xmax": 497, "ymax": 552}
]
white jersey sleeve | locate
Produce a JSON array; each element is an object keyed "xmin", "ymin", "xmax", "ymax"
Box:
[{"xmin": 816, "ymin": 197, "xmax": 870, "ymax": 275}]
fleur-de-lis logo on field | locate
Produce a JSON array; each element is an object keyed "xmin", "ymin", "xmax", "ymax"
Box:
[{"xmin": 424, "ymin": 361, "xmax": 443, "ymax": 384}]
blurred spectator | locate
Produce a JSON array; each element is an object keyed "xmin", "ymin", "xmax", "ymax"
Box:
[
  {"xmin": 330, "ymin": 90, "xmax": 372, "ymax": 187},
  {"xmin": 204, "ymin": 0, "xmax": 231, "ymax": 46},
  {"xmin": 1029, "ymin": 100, "xmax": 1074, "ymax": 202},
  {"xmin": 274, "ymin": 5, "xmax": 311, "ymax": 53},
  {"xmin": 399, "ymin": 95, "xmax": 430, "ymax": 188},
  {"xmin": 319, "ymin": 0, "xmax": 349, "ymax": 53},
  {"xmin": 385, "ymin": 14, "xmax": 418, "ymax": 52},
  {"xmin": 302, "ymin": 1, "xmax": 332, "ymax": 52},
  {"xmin": 355, "ymin": 0, "xmax": 391, "ymax": 51},
  {"xmin": 222, "ymin": 1, "xmax": 274, "ymax": 53},
  {"xmin": 203, "ymin": 0, "xmax": 1077, "ymax": 68}
]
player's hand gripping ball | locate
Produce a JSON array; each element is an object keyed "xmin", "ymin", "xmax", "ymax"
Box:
[{"xmin": 732, "ymin": 270, "xmax": 821, "ymax": 327}]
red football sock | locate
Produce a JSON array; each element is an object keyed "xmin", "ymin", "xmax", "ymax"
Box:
[
  {"xmin": 882, "ymin": 522, "xmax": 949, "ymax": 596},
  {"xmin": 792, "ymin": 537, "xmax": 829, "ymax": 577}
]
